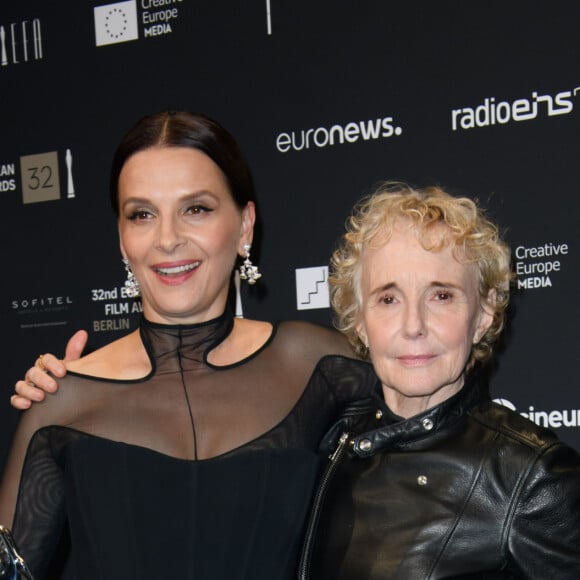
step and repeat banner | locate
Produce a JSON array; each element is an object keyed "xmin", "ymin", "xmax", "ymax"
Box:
[{"xmin": 1, "ymin": 1, "xmax": 579, "ymax": 473}]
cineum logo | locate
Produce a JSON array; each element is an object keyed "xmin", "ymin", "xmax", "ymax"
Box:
[
  {"xmin": 494, "ymin": 398, "xmax": 580, "ymax": 429},
  {"xmin": 295, "ymin": 266, "xmax": 329, "ymax": 311},
  {"xmin": 276, "ymin": 116, "xmax": 403, "ymax": 153},
  {"xmin": 451, "ymin": 86, "xmax": 579, "ymax": 131},
  {"xmin": 94, "ymin": 0, "xmax": 139, "ymax": 47}
]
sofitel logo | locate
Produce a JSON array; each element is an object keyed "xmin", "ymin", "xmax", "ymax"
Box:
[
  {"xmin": 12, "ymin": 296, "xmax": 73, "ymax": 312},
  {"xmin": 12, "ymin": 295, "xmax": 74, "ymax": 330},
  {"xmin": 0, "ymin": 18, "xmax": 43, "ymax": 66}
]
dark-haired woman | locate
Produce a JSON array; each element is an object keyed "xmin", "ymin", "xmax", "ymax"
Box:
[{"xmin": 0, "ymin": 111, "xmax": 374, "ymax": 579}]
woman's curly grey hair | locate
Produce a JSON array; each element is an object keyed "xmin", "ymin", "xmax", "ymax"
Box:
[{"xmin": 330, "ymin": 182, "xmax": 513, "ymax": 369}]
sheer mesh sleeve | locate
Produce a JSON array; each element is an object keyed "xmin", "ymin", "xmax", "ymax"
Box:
[
  {"xmin": 0, "ymin": 357, "xmax": 92, "ymax": 576},
  {"xmin": 11, "ymin": 429, "xmax": 69, "ymax": 576},
  {"xmin": 0, "ymin": 416, "xmax": 74, "ymax": 577}
]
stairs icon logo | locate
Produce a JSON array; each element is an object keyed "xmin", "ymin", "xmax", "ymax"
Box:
[{"xmin": 295, "ymin": 266, "xmax": 330, "ymax": 311}]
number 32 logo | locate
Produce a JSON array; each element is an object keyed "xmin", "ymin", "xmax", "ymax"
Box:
[{"xmin": 20, "ymin": 151, "xmax": 61, "ymax": 204}]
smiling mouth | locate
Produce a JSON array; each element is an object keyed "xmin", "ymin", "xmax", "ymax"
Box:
[{"xmin": 154, "ymin": 262, "xmax": 200, "ymax": 276}]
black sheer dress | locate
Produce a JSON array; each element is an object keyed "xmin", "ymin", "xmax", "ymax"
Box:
[{"xmin": 0, "ymin": 311, "xmax": 376, "ymax": 579}]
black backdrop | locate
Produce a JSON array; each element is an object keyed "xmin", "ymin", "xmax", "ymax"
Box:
[{"xmin": 1, "ymin": 1, "xmax": 579, "ymax": 475}]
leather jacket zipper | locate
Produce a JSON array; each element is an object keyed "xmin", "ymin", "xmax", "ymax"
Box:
[{"xmin": 298, "ymin": 431, "xmax": 350, "ymax": 580}]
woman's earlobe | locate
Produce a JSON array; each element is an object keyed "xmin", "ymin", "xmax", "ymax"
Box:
[
  {"xmin": 476, "ymin": 291, "xmax": 496, "ymax": 342},
  {"xmin": 355, "ymin": 323, "xmax": 368, "ymax": 348},
  {"xmin": 242, "ymin": 201, "xmax": 256, "ymax": 242}
]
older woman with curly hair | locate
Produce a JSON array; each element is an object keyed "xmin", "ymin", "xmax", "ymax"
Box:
[{"xmin": 300, "ymin": 182, "xmax": 580, "ymax": 579}]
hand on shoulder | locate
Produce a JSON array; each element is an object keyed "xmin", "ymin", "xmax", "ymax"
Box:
[{"xmin": 11, "ymin": 330, "xmax": 89, "ymax": 409}]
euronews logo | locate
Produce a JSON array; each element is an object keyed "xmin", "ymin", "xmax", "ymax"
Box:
[
  {"xmin": 494, "ymin": 398, "xmax": 580, "ymax": 429},
  {"xmin": 276, "ymin": 116, "xmax": 403, "ymax": 153}
]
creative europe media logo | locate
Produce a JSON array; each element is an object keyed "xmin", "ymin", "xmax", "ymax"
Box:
[
  {"xmin": 94, "ymin": 0, "xmax": 185, "ymax": 46},
  {"xmin": 94, "ymin": 0, "xmax": 139, "ymax": 46},
  {"xmin": 514, "ymin": 241, "xmax": 569, "ymax": 290}
]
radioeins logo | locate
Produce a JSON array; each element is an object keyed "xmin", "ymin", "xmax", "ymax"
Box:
[
  {"xmin": 451, "ymin": 85, "xmax": 579, "ymax": 131},
  {"xmin": 276, "ymin": 115, "xmax": 403, "ymax": 153}
]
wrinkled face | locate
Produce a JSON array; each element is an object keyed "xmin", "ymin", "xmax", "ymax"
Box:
[
  {"xmin": 118, "ymin": 146, "xmax": 254, "ymax": 324},
  {"xmin": 356, "ymin": 220, "xmax": 493, "ymax": 417}
]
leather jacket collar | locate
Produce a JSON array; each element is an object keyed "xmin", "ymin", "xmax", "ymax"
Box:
[{"xmin": 320, "ymin": 371, "xmax": 487, "ymax": 459}]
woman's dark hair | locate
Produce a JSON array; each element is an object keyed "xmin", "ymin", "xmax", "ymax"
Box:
[{"xmin": 109, "ymin": 111, "xmax": 256, "ymax": 215}]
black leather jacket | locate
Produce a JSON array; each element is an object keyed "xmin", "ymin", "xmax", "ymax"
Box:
[{"xmin": 300, "ymin": 373, "xmax": 580, "ymax": 579}]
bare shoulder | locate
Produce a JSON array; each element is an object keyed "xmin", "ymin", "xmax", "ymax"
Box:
[
  {"xmin": 233, "ymin": 317, "xmax": 273, "ymax": 337},
  {"xmin": 209, "ymin": 318, "xmax": 273, "ymax": 365},
  {"xmin": 65, "ymin": 329, "xmax": 149, "ymax": 380}
]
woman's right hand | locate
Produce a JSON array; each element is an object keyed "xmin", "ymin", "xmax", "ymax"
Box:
[{"xmin": 11, "ymin": 330, "xmax": 89, "ymax": 409}]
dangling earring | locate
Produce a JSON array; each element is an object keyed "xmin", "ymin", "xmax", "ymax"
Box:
[
  {"xmin": 122, "ymin": 258, "xmax": 141, "ymax": 298},
  {"xmin": 238, "ymin": 243, "xmax": 262, "ymax": 285}
]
